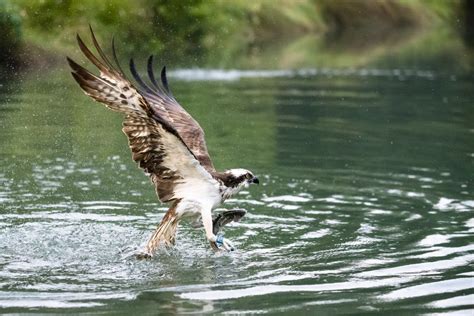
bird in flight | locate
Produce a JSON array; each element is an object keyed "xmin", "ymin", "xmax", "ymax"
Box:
[{"xmin": 67, "ymin": 28, "xmax": 259, "ymax": 258}]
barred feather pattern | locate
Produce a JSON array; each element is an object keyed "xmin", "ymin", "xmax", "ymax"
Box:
[
  {"xmin": 122, "ymin": 114, "xmax": 186, "ymax": 202},
  {"xmin": 67, "ymin": 28, "xmax": 218, "ymax": 203},
  {"xmin": 69, "ymin": 58, "xmax": 150, "ymax": 116},
  {"xmin": 130, "ymin": 57, "xmax": 216, "ymax": 172}
]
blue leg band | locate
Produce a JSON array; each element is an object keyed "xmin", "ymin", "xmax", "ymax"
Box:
[{"xmin": 215, "ymin": 234, "xmax": 224, "ymax": 247}]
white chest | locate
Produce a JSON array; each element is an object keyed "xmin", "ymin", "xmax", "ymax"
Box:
[{"xmin": 220, "ymin": 183, "xmax": 246, "ymax": 201}]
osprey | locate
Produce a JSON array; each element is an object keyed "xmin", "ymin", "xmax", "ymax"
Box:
[{"xmin": 67, "ymin": 28, "xmax": 259, "ymax": 258}]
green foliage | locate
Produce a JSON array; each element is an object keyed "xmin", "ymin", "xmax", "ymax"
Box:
[
  {"xmin": 144, "ymin": 0, "xmax": 206, "ymax": 48},
  {"xmin": 399, "ymin": 0, "xmax": 463, "ymax": 23},
  {"xmin": 1, "ymin": 0, "xmax": 467, "ymax": 68},
  {"xmin": 0, "ymin": 0, "xmax": 22, "ymax": 67},
  {"xmin": 14, "ymin": 0, "xmax": 154, "ymax": 54}
]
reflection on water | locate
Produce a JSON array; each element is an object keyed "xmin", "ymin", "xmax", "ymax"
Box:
[
  {"xmin": 169, "ymin": 68, "xmax": 437, "ymax": 81},
  {"xmin": 0, "ymin": 64, "xmax": 472, "ymax": 314}
]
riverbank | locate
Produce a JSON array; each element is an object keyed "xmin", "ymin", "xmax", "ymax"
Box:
[{"xmin": 0, "ymin": 0, "xmax": 469, "ymax": 71}]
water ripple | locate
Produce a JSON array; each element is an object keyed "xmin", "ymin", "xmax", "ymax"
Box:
[{"xmin": 179, "ymin": 276, "xmax": 416, "ymax": 300}]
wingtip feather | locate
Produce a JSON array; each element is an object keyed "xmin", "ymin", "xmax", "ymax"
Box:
[
  {"xmin": 70, "ymin": 71, "xmax": 84, "ymax": 85},
  {"xmin": 160, "ymin": 66, "xmax": 173, "ymax": 96},
  {"xmin": 88, "ymin": 25, "xmax": 115, "ymax": 69},
  {"xmin": 147, "ymin": 54, "xmax": 165, "ymax": 93},
  {"xmin": 129, "ymin": 57, "xmax": 156, "ymax": 95},
  {"xmin": 67, "ymin": 56, "xmax": 81, "ymax": 71}
]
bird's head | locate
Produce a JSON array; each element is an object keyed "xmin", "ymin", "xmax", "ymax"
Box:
[{"xmin": 222, "ymin": 168, "xmax": 259, "ymax": 190}]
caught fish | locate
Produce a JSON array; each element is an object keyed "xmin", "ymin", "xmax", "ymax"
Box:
[{"xmin": 211, "ymin": 209, "xmax": 247, "ymax": 250}]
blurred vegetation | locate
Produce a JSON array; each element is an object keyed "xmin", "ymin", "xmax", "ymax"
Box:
[
  {"xmin": 0, "ymin": 0, "xmax": 22, "ymax": 71},
  {"xmin": 0, "ymin": 0, "xmax": 469, "ymax": 70}
]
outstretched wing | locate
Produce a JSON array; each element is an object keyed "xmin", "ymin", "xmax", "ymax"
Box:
[
  {"xmin": 67, "ymin": 28, "xmax": 218, "ymax": 203},
  {"xmin": 129, "ymin": 56, "xmax": 215, "ymax": 173}
]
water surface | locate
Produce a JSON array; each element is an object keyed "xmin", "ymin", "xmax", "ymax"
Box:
[{"xmin": 0, "ymin": 62, "xmax": 473, "ymax": 314}]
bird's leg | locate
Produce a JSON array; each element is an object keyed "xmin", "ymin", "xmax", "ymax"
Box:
[
  {"xmin": 135, "ymin": 220, "xmax": 172, "ymax": 260},
  {"xmin": 202, "ymin": 208, "xmax": 235, "ymax": 252},
  {"xmin": 136, "ymin": 203, "xmax": 180, "ymax": 259}
]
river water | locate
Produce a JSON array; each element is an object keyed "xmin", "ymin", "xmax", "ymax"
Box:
[{"xmin": 0, "ymin": 57, "xmax": 473, "ymax": 313}]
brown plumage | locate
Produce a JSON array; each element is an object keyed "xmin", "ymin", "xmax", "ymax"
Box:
[
  {"xmin": 67, "ymin": 27, "xmax": 209, "ymax": 204},
  {"xmin": 130, "ymin": 57, "xmax": 216, "ymax": 173},
  {"xmin": 67, "ymin": 27, "xmax": 258, "ymax": 257}
]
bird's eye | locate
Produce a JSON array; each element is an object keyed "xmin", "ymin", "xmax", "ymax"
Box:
[{"xmin": 246, "ymin": 173, "xmax": 252, "ymax": 179}]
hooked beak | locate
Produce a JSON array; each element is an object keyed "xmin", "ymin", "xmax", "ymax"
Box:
[{"xmin": 250, "ymin": 177, "xmax": 259, "ymax": 185}]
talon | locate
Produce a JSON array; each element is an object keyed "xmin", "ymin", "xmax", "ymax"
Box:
[
  {"xmin": 135, "ymin": 251, "xmax": 153, "ymax": 260},
  {"xmin": 210, "ymin": 234, "xmax": 235, "ymax": 252},
  {"xmin": 223, "ymin": 239, "xmax": 235, "ymax": 252}
]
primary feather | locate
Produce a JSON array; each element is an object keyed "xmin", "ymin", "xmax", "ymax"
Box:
[
  {"xmin": 67, "ymin": 27, "xmax": 258, "ymax": 256},
  {"xmin": 67, "ymin": 28, "xmax": 215, "ymax": 204}
]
